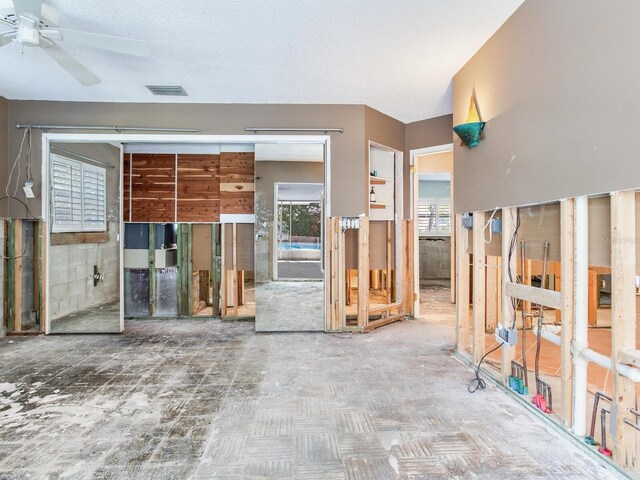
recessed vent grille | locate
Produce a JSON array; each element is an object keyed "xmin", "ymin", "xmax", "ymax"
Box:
[{"xmin": 145, "ymin": 85, "xmax": 187, "ymax": 96}]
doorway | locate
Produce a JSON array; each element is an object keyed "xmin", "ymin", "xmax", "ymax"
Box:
[
  {"xmin": 275, "ymin": 183, "xmax": 323, "ymax": 280},
  {"xmin": 411, "ymin": 144, "xmax": 454, "ymax": 316}
]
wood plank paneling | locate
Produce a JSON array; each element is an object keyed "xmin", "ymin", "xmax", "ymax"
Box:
[
  {"xmin": 177, "ymin": 154, "xmax": 220, "ymax": 222},
  {"xmin": 220, "ymin": 152, "xmax": 254, "ymax": 214},
  {"xmin": 130, "ymin": 154, "xmax": 176, "ymax": 222}
]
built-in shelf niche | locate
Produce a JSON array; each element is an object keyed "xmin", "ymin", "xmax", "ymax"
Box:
[{"xmin": 368, "ymin": 145, "xmax": 396, "ymax": 221}]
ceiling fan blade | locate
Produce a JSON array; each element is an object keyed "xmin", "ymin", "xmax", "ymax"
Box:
[
  {"xmin": 53, "ymin": 28, "xmax": 150, "ymax": 57},
  {"xmin": 12, "ymin": 0, "xmax": 42, "ymax": 20},
  {"xmin": 42, "ymin": 41, "xmax": 101, "ymax": 86},
  {"xmin": 0, "ymin": 17, "xmax": 16, "ymax": 29}
]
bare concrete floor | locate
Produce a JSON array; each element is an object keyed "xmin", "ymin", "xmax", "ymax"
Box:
[
  {"xmin": 0, "ymin": 284, "xmax": 621, "ymax": 479},
  {"xmin": 49, "ymin": 299, "xmax": 121, "ymax": 334}
]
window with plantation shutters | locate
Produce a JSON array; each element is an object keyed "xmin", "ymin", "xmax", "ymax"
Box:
[
  {"xmin": 418, "ymin": 198, "xmax": 451, "ymax": 236},
  {"xmin": 51, "ymin": 155, "xmax": 107, "ymax": 233}
]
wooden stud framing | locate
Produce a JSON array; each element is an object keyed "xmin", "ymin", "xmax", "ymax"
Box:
[
  {"xmin": 220, "ymin": 223, "xmax": 227, "ymax": 317},
  {"xmin": 402, "ymin": 220, "xmax": 414, "ymax": 316},
  {"xmin": 610, "ymin": 190, "xmax": 637, "ymax": 469},
  {"xmin": 455, "ymin": 214, "xmax": 470, "ymax": 354},
  {"xmin": 37, "ymin": 220, "xmax": 46, "ymax": 333},
  {"xmin": 500, "ymin": 207, "xmax": 517, "ymax": 385},
  {"xmin": 231, "ymin": 223, "xmax": 238, "ymax": 316},
  {"xmin": 357, "ymin": 217, "xmax": 369, "ymax": 328},
  {"xmin": 386, "ymin": 220, "xmax": 392, "ymax": 304},
  {"xmin": 472, "ymin": 211, "xmax": 486, "ymax": 364},
  {"xmin": 485, "ymin": 255, "xmax": 499, "ymax": 333},
  {"xmin": 212, "ymin": 224, "xmax": 221, "ymax": 317},
  {"xmin": 559, "ymin": 198, "xmax": 575, "ymax": 429},
  {"xmin": 336, "ymin": 222, "xmax": 346, "ymax": 331}
]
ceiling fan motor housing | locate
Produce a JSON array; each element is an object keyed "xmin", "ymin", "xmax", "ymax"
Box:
[{"xmin": 17, "ymin": 23, "xmax": 39, "ymax": 46}]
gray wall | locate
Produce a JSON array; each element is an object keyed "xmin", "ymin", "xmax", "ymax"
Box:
[
  {"xmin": 254, "ymin": 161, "xmax": 323, "ymax": 281},
  {"xmin": 4, "ymin": 101, "xmax": 365, "ymax": 218},
  {"xmin": 0, "ymin": 98, "xmax": 7, "ymax": 208},
  {"xmin": 420, "ymin": 237, "xmax": 451, "ymax": 280},
  {"xmin": 453, "ymin": 0, "xmax": 640, "ymax": 213}
]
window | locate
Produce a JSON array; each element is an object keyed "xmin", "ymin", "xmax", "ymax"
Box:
[
  {"xmin": 51, "ymin": 155, "xmax": 106, "ymax": 233},
  {"xmin": 418, "ymin": 198, "xmax": 451, "ymax": 236}
]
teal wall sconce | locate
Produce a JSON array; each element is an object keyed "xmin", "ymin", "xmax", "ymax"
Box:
[{"xmin": 453, "ymin": 96, "xmax": 485, "ymax": 148}]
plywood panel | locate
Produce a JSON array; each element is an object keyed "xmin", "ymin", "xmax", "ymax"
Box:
[
  {"xmin": 192, "ymin": 224, "xmax": 213, "ymax": 271},
  {"xmin": 177, "ymin": 154, "xmax": 220, "ymax": 222},
  {"xmin": 130, "ymin": 153, "xmax": 176, "ymax": 222},
  {"xmin": 369, "ymin": 220, "xmax": 395, "ymax": 270},
  {"xmin": 220, "ymin": 152, "xmax": 254, "ymax": 214}
]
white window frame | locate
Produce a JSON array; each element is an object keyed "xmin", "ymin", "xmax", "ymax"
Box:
[
  {"xmin": 418, "ymin": 197, "xmax": 451, "ymax": 236},
  {"xmin": 50, "ymin": 154, "xmax": 107, "ymax": 233}
]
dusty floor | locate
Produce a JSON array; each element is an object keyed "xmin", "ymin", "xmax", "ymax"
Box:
[
  {"xmin": 50, "ymin": 299, "xmax": 121, "ymax": 333},
  {"xmin": 0, "ymin": 282, "xmax": 622, "ymax": 479},
  {"xmin": 255, "ymin": 281, "xmax": 324, "ymax": 331}
]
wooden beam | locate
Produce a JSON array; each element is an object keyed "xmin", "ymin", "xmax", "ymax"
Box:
[
  {"xmin": 455, "ymin": 214, "xmax": 470, "ymax": 354},
  {"xmin": 357, "ymin": 217, "xmax": 369, "ymax": 329},
  {"xmin": 232, "ymin": 223, "xmax": 238, "ymax": 316},
  {"xmin": 610, "ymin": 190, "xmax": 637, "ymax": 469},
  {"xmin": 560, "ymin": 198, "xmax": 575, "ymax": 429},
  {"xmin": 501, "ymin": 207, "xmax": 517, "ymax": 385},
  {"xmin": 148, "ymin": 223, "xmax": 155, "ymax": 316},
  {"xmin": 38, "ymin": 220, "xmax": 47, "ymax": 334},
  {"xmin": 220, "ymin": 224, "xmax": 227, "ymax": 317},
  {"xmin": 13, "ymin": 220, "xmax": 23, "ymax": 332},
  {"xmin": 337, "ymin": 222, "xmax": 346, "ymax": 331},
  {"xmin": 386, "ymin": 220, "xmax": 392, "ymax": 304},
  {"xmin": 485, "ymin": 256, "xmax": 499, "ymax": 333},
  {"xmin": 326, "ymin": 217, "xmax": 339, "ymax": 331},
  {"xmin": 504, "ymin": 282, "xmax": 562, "ymax": 310},
  {"xmin": 402, "ymin": 220, "xmax": 415, "ymax": 316},
  {"xmin": 472, "ymin": 211, "xmax": 486, "ymax": 364},
  {"xmin": 588, "ymin": 267, "xmax": 598, "ymax": 326},
  {"xmin": 50, "ymin": 231, "xmax": 109, "ymax": 246},
  {"xmin": 619, "ymin": 349, "xmax": 640, "ymax": 369},
  {"xmin": 211, "ymin": 224, "xmax": 221, "ymax": 317}
]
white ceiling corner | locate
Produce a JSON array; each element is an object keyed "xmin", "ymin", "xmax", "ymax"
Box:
[{"xmin": 0, "ymin": 0, "xmax": 524, "ymax": 123}]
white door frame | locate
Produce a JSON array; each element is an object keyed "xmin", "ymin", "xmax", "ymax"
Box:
[
  {"xmin": 409, "ymin": 143, "xmax": 454, "ymax": 316},
  {"xmin": 273, "ymin": 182, "xmax": 324, "ymax": 280},
  {"xmin": 41, "ymin": 133, "xmax": 331, "ymax": 334}
]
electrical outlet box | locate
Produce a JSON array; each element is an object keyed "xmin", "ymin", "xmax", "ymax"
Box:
[
  {"xmin": 496, "ymin": 324, "xmax": 518, "ymax": 346},
  {"xmin": 462, "ymin": 213, "xmax": 473, "ymax": 229},
  {"xmin": 23, "ymin": 180, "xmax": 35, "ymax": 199},
  {"xmin": 490, "ymin": 218, "xmax": 502, "ymax": 234}
]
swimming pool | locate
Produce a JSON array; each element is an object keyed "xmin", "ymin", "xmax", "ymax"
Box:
[{"xmin": 280, "ymin": 242, "xmax": 321, "ymax": 250}]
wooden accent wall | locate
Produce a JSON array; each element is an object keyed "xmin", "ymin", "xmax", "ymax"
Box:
[
  {"xmin": 177, "ymin": 154, "xmax": 220, "ymax": 222},
  {"xmin": 130, "ymin": 154, "xmax": 176, "ymax": 222},
  {"xmin": 124, "ymin": 152, "xmax": 254, "ymax": 223},
  {"xmin": 220, "ymin": 152, "xmax": 254, "ymax": 214}
]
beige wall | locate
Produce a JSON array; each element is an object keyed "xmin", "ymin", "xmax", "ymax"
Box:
[
  {"xmin": 4, "ymin": 101, "xmax": 365, "ymax": 218},
  {"xmin": 405, "ymin": 114, "xmax": 453, "ymax": 154},
  {"xmin": 453, "ymin": 0, "xmax": 640, "ymax": 213}
]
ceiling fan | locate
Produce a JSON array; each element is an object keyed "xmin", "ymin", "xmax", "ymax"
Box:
[{"xmin": 0, "ymin": 0, "xmax": 150, "ymax": 86}]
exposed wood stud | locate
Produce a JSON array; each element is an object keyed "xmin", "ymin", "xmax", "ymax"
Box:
[
  {"xmin": 485, "ymin": 255, "xmax": 499, "ymax": 333},
  {"xmin": 357, "ymin": 217, "xmax": 369, "ymax": 329},
  {"xmin": 560, "ymin": 198, "xmax": 575, "ymax": 428},
  {"xmin": 610, "ymin": 190, "xmax": 636, "ymax": 469},
  {"xmin": 501, "ymin": 207, "xmax": 517, "ymax": 385},
  {"xmin": 337, "ymin": 221, "xmax": 346, "ymax": 331},
  {"xmin": 472, "ymin": 211, "xmax": 486, "ymax": 364},
  {"xmin": 148, "ymin": 223, "xmax": 156, "ymax": 316},
  {"xmin": 455, "ymin": 214, "xmax": 470, "ymax": 354}
]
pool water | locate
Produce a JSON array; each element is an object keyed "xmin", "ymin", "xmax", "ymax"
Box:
[{"xmin": 280, "ymin": 242, "xmax": 321, "ymax": 250}]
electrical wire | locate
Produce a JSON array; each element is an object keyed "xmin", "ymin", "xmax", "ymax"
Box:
[
  {"xmin": 468, "ymin": 342, "xmax": 502, "ymax": 393},
  {"xmin": 507, "ymin": 208, "xmax": 521, "ymax": 329},
  {"xmin": 482, "ymin": 208, "xmax": 499, "ymax": 244}
]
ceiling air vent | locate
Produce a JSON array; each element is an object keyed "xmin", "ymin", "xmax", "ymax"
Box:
[{"xmin": 145, "ymin": 85, "xmax": 187, "ymax": 96}]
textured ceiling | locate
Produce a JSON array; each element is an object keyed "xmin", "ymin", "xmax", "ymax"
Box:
[{"xmin": 0, "ymin": 0, "xmax": 523, "ymax": 122}]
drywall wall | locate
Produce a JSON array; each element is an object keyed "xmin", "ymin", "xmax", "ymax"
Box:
[
  {"xmin": 364, "ymin": 106, "xmax": 406, "ymax": 217},
  {"xmin": 405, "ymin": 114, "xmax": 453, "ymax": 154},
  {"xmin": 453, "ymin": 0, "xmax": 640, "ymax": 213},
  {"xmin": 5, "ymin": 101, "xmax": 365, "ymax": 218},
  {"xmin": 418, "ymin": 151, "xmax": 453, "ymax": 174},
  {"xmin": 254, "ymin": 161, "xmax": 323, "ymax": 281}
]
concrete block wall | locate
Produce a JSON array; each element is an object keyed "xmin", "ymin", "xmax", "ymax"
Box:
[
  {"xmin": 419, "ymin": 237, "xmax": 451, "ymax": 280},
  {"xmin": 49, "ymin": 222, "xmax": 119, "ymax": 319}
]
